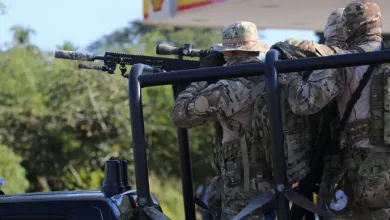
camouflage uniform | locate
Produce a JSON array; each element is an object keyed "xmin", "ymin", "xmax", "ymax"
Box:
[
  {"xmin": 171, "ymin": 21, "xmax": 271, "ymax": 220},
  {"xmin": 286, "ymin": 1, "xmax": 388, "ymax": 219},
  {"xmin": 254, "ymin": 8, "xmax": 347, "ymax": 184}
]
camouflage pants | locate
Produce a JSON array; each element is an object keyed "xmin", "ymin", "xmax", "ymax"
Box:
[
  {"xmin": 207, "ymin": 175, "xmax": 273, "ymax": 220},
  {"xmin": 320, "ymin": 151, "xmax": 390, "ymax": 220},
  {"xmin": 208, "ymin": 175, "xmax": 222, "ymax": 219},
  {"xmin": 210, "ymin": 138, "xmax": 274, "ymax": 219}
]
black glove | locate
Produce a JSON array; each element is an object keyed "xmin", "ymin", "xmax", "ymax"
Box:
[
  {"xmin": 270, "ymin": 42, "xmax": 297, "ymax": 60},
  {"xmin": 270, "ymin": 43, "xmax": 286, "ymax": 59},
  {"xmin": 199, "ymin": 52, "xmax": 226, "ymax": 68},
  {"xmin": 199, "ymin": 52, "xmax": 226, "ymax": 85}
]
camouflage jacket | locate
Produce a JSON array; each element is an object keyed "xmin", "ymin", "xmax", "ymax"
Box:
[
  {"xmin": 170, "ymin": 57, "xmax": 271, "ymax": 191},
  {"xmin": 271, "ymin": 38, "xmax": 342, "ymax": 59},
  {"xmin": 254, "ymin": 38, "xmax": 343, "ymax": 182},
  {"xmin": 286, "ymin": 40, "xmax": 382, "ymax": 149}
]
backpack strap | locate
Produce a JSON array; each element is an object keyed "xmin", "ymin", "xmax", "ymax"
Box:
[
  {"xmin": 334, "ymin": 65, "xmax": 376, "ymax": 142},
  {"xmin": 194, "ymin": 184, "xmax": 209, "ymax": 210},
  {"xmin": 335, "ymin": 43, "xmax": 384, "ymax": 140},
  {"xmin": 350, "ymin": 42, "xmax": 387, "ymax": 146}
]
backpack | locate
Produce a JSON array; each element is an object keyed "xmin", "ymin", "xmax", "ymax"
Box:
[{"xmin": 253, "ymin": 77, "xmax": 312, "ymax": 183}]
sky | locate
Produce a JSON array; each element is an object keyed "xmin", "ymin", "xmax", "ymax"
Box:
[{"xmin": 0, "ymin": 0, "xmax": 318, "ymax": 52}]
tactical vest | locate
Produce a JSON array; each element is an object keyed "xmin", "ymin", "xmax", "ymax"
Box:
[
  {"xmin": 322, "ymin": 45, "xmax": 390, "ymax": 213},
  {"xmin": 280, "ymin": 84, "xmax": 313, "ymax": 182},
  {"xmin": 253, "ymin": 76, "xmax": 313, "ymax": 183},
  {"xmin": 344, "ymin": 45, "xmax": 390, "ymax": 148},
  {"xmin": 264, "ymin": 43, "xmax": 342, "ymax": 183},
  {"xmin": 213, "ymin": 76, "xmax": 271, "ymax": 192}
]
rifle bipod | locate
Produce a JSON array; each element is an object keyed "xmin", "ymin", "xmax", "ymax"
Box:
[{"xmin": 78, "ymin": 62, "xmax": 129, "ymax": 78}]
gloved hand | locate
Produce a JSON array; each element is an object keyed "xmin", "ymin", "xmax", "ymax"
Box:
[
  {"xmin": 270, "ymin": 42, "xmax": 297, "ymax": 60},
  {"xmin": 199, "ymin": 52, "xmax": 226, "ymax": 68},
  {"xmin": 270, "ymin": 42, "xmax": 286, "ymax": 59},
  {"xmin": 200, "ymin": 52, "xmax": 226, "ymax": 85}
]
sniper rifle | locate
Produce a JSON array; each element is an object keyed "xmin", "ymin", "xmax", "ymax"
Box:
[{"xmin": 54, "ymin": 49, "xmax": 201, "ymax": 78}]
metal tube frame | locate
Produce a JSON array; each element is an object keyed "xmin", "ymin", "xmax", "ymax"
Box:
[
  {"xmin": 173, "ymin": 50, "xmax": 196, "ymax": 220},
  {"xmin": 128, "ymin": 49, "xmax": 390, "ymax": 220},
  {"xmin": 265, "ymin": 50, "xmax": 290, "ymax": 220},
  {"xmin": 128, "ymin": 64, "xmax": 158, "ymax": 220}
]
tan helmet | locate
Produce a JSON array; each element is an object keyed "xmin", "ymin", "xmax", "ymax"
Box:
[
  {"xmin": 212, "ymin": 21, "xmax": 268, "ymax": 53},
  {"xmin": 342, "ymin": 0, "xmax": 382, "ymax": 43},
  {"xmin": 324, "ymin": 8, "xmax": 346, "ymax": 46}
]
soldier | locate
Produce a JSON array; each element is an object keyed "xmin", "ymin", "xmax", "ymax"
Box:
[
  {"xmin": 255, "ymin": 6, "xmax": 347, "ymax": 188},
  {"xmin": 170, "ymin": 21, "xmax": 272, "ymax": 219},
  {"xmin": 286, "ymin": 0, "xmax": 387, "ymax": 219},
  {"xmin": 271, "ymin": 7, "xmax": 346, "ymax": 60},
  {"xmin": 249, "ymin": 8, "xmax": 347, "ymax": 220}
]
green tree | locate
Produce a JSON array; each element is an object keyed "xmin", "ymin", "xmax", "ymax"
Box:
[
  {"xmin": 0, "ymin": 144, "xmax": 29, "ymax": 194},
  {"xmin": 0, "ymin": 21, "xmax": 220, "ymax": 219},
  {"xmin": 87, "ymin": 21, "xmax": 219, "ymax": 181},
  {"xmin": 0, "ymin": 41, "xmax": 131, "ymax": 191},
  {"xmin": 10, "ymin": 25, "xmax": 36, "ymax": 46},
  {"xmin": 0, "ymin": 2, "xmax": 6, "ymax": 15},
  {"xmin": 56, "ymin": 41, "xmax": 78, "ymax": 51}
]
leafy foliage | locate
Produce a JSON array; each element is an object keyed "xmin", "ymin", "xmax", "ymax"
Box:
[
  {"xmin": 86, "ymin": 20, "xmax": 220, "ymax": 181},
  {"xmin": 0, "ymin": 1, "xmax": 6, "ymax": 15},
  {"xmin": 147, "ymin": 173, "xmax": 185, "ymax": 219},
  {"xmin": 0, "ymin": 144, "xmax": 29, "ymax": 194},
  {"xmin": 0, "ymin": 22, "xmax": 219, "ymax": 220}
]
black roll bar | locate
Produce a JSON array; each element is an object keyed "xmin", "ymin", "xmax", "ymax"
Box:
[
  {"xmin": 128, "ymin": 64, "xmax": 160, "ymax": 220},
  {"xmin": 138, "ymin": 49, "xmax": 390, "ymax": 87},
  {"xmin": 173, "ymin": 50, "xmax": 196, "ymax": 220},
  {"xmin": 128, "ymin": 63, "xmax": 196, "ymax": 220},
  {"xmin": 128, "ymin": 49, "xmax": 390, "ymax": 220},
  {"xmin": 264, "ymin": 50, "xmax": 290, "ymax": 220}
]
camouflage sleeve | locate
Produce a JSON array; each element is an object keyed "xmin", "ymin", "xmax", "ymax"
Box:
[
  {"xmin": 284, "ymin": 38, "xmax": 337, "ymax": 57},
  {"xmin": 283, "ymin": 38, "xmax": 317, "ymax": 58},
  {"xmin": 170, "ymin": 79, "xmax": 251, "ymax": 128},
  {"xmin": 286, "ymin": 46, "xmax": 374, "ymax": 115},
  {"xmin": 286, "ymin": 68, "xmax": 346, "ymax": 115},
  {"xmin": 287, "ymin": 43, "xmax": 380, "ymax": 115},
  {"xmin": 271, "ymin": 39, "xmax": 332, "ymax": 60}
]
